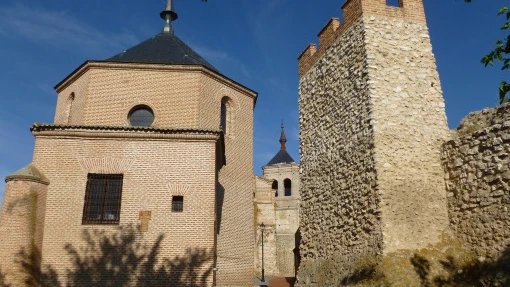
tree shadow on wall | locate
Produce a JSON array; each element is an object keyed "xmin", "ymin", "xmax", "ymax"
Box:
[
  {"xmin": 17, "ymin": 226, "xmax": 213, "ymax": 287},
  {"xmin": 0, "ymin": 269, "xmax": 11, "ymax": 287},
  {"xmin": 340, "ymin": 265, "xmax": 380, "ymax": 286},
  {"xmin": 411, "ymin": 244, "xmax": 510, "ymax": 287},
  {"xmin": 324, "ymin": 243, "xmax": 510, "ymax": 287}
]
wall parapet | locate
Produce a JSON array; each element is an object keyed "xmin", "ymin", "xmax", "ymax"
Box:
[
  {"xmin": 298, "ymin": 0, "xmax": 426, "ymax": 77},
  {"xmin": 442, "ymin": 102, "xmax": 510, "ymax": 258}
]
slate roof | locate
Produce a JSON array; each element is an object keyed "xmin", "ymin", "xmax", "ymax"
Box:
[
  {"xmin": 267, "ymin": 150, "xmax": 296, "ymax": 166},
  {"xmin": 107, "ymin": 32, "xmax": 218, "ymax": 72}
]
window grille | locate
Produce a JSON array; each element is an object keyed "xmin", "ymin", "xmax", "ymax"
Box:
[
  {"xmin": 172, "ymin": 196, "xmax": 184, "ymax": 212},
  {"xmin": 284, "ymin": 178, "xmax": 292, "ymax": 196},
  {"xmin": 82, "ymin": 174, "xmax": 123, "ymax": 225}
]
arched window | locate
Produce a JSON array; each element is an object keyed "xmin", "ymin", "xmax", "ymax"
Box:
[
  {"xmin": 272, "ymin": 180, "xmax": 278, "ymax": 197},
  {"xmin": 284, "ymin": 179, "xmax": 292, "ymax": 196},
  {"xmin": 66, "ymin": 93, "xmax": 75, "ymax": 124},
  {"xmin": 220, "ymin": 97, "xmax": 232, "ymax": 135}
]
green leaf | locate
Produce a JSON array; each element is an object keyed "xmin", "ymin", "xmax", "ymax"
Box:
[
  {"xmin": 499, "ymin": 81, "xmax": 510, "ymax": 104},
  {"xmin": 468, "ymin": 3, "xmax": 510, "ymax": 104}
]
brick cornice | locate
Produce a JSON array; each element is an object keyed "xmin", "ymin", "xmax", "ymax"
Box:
[
  {"xmin": 5, "ymin": 176, "xmax": 50, "ymax": 185},
  {"xmin": 31, "ymin": 124, "xmax": 222, "ymax": 141}
]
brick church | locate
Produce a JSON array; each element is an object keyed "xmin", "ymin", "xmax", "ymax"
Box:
[
  {"xmin": 0, "ymin": 1, "xmax": 258, "ymax": 286},
  {"xmin": 5, "ymin": 0, "xmax": 492, "ymax": 286}
]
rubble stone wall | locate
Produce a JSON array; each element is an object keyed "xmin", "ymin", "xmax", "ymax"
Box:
[
  {"xmin": 276, "ymin": 206, "xmax": 299, "ymax": 277},
  {"xmin": 254, "ymin": 177, "xmax": 278, "ymax": 276},
  {"xmin": 297, "ymin": 1, "xmax": 450, "ymax": 284},
  {"xmin": 298, "ymin": 18, "xmax": 382, "ymax": 283},
  {"xmin": 442, "ymin": 103, "xmax": 510, "ymax": 258},
  {"xmin": 363, "ymin": 14, "xmax": 450, "ymax": 253}
]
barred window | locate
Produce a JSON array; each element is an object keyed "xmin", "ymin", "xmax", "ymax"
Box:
[
  {"xmin": 172, "ymin": 196, "xmax": 184, "ymax": 212},
  {"xmin": 82, "ymin": 174, "xmax": 123, "ymax": 224}
]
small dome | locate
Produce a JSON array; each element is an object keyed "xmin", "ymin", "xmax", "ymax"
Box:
[{"xmin": 5, "ymin": 164, "xmax": 49, "ymax": 184}]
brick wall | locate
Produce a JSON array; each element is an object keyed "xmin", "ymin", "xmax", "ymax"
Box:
[
  {"xmin": 54, "ymin": 72, "xmax": 89, "ymax": 125},
  {"xmin": 0, "ymin": 180, "xmax": 47, "ymax": 286},
  {"xmin": 52, "ymin": 62, "xmax": 257, "ymax": 286},
  {"xmin": 199, "ymin": 70, "xmax": 256, "ymax": 286},
  {"xmin": 32, "ymin": 129, "xmax": 219, "ymax": 286},
  {"xmin": 56, "ymin": 65, "xmax": 201, "ymax": 128}
]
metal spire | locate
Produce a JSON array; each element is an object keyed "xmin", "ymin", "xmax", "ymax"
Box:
[
  {"xmin": 160, "ymin": 0, "xmax": 178, "ymax": 34},
  {"xmin": 279, "ymin": 122, "xmax": 287, "ymax": 151}
]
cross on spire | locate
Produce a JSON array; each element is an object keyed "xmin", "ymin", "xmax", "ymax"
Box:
[
  {"xmin": 280, "ymin": 122, "xmax": 287, "ymax": 151},
  {"xmin": 161, "ymin": 0, "xmax": 178, "ymax": 34}
]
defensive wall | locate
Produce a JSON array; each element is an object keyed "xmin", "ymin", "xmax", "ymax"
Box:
[
  {"xmin": 297, "ymin": 0, "xmax": 510, "ymax": 285},
  {"xmin": 297, "ymin": 0, "xmax": 450, "ymax": 284},
  {"xmin": 442, "ymin": 102, "xmax": 510, "ymax": 259}
]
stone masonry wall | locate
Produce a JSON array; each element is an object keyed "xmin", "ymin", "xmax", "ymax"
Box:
[
  {"xmin": 297, "ymin": 0, "xmax": 450, "ymax": 284},
  {"xmin": 442, "ymin": 103, "xmax": 510, "ymax": 258},
  {"xmin": 298, "ymin": 17, "xmax": 382, "ymax": 283},
  {"xmin": 363, "ymin": 13, "xmax": 450, "ymax": 253},
  {"xmin": 263, "ymin": 164, "xmax": 300, "ymax": 277},
  {"xmin": 254, "ymin": 176, "xmax": 277, "ymax": 276}
]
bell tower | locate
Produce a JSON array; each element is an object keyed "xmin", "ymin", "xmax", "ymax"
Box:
[
  {"xmin": 0, "ymin": 1, "xmax": 257, "ymax": 286},
  {"xmin": 262, "ymin": 124, "xmax": 300, "ymax": 277}
]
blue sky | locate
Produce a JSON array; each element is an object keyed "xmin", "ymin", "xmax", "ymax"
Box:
[{"xmin": 0, "ymin": 0, "xmax": 508, "ymax": 204}]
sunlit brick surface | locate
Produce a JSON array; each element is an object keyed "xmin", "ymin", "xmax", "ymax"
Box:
[{"xmin": 0, "ymin": 61, "xmax": 256, "ymax": 286}]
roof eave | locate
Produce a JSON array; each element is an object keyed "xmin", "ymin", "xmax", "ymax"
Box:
[{"xmin": 263, "ymin": 161, "xmax": 299, "ymax": 168}]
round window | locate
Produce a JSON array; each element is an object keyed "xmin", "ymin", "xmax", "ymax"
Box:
[{"xmin": 128, "ymin": 106, "xmax": 154, "ymax": 127}]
